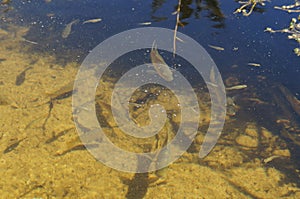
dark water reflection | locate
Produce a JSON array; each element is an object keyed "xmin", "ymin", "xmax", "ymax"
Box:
[
  {"xmin": 1, "ymin": 0, "xmax": 297, "ymax": 90},
  {"xmin": 151, "ymin": 0, "xmax": 225, "ymax": 27}
]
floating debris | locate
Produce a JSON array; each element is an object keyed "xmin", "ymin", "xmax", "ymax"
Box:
[
  {"xmin": 226, "ymin": 84, "xmax": 247, "ymax": 91},
  {"xmin": 150, "ymin": 41, "xmax": 173, "ymax": 81},
  {"xmin": 15, "ymin": 66, "xmax": 33, "ymax": 86},
  {"xmin": 138, "ymin": 22, "xmax": 152, "ymax": 26},
  {"xmin": 248, "ymin": 62, "xmax": 261, "ymax": 67},
  {"xmin": 62, "ymin": 19, "xmax": 79, "ymax": 38},
  {"xmin": 208, "ymin": 44, "xmax": 224, "ymax": 51},
  {"xmin": 82, "ymin": 18, "xmax": 102, "ymax": 24}
]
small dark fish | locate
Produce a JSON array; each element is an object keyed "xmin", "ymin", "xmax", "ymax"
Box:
[
  {"xmin": 226, "ymin": 97, "xmax": 238, "ymax": 116},
  {"xmin": 73, "ymin": 116, "xmax": 93, "ymax": 133},
  {"xmin": 42, "ymin": 100, "xmax": 54, "ymax": 134},
  {"xmin": 45, "ymin": 128, "xmax": 73, "ymax": 144},
  {"xmin": 150, "ymin": 41, "xmax": 173, "ymax": 81},
  {"xmin": 226, "ymin": 84, "xmax": 247, "ymax": 91},
  {"xmin": 15, "ymin": 67, "xmax": 33, "ymax": 86},
  {"xmin": 52, "ymin": 90, "xmax": 74, "ymax": 101},
  {"xmin": 208, "ymin": 44, "xmax": 225, "ymax": 51},
  {"xmin": 62, "ymin": 19, "xmax": 79, "ymax": 38},
  {"xmin": 47, "ymin": 81, "xmax": 76, "ymax": 101},
  {"xmin": 3, "ymin": 138, "xmax": 26, "ymax": 154},
  {"xmin": 82, "ymin": 18, "xmax": 102, "ymax": 24},
  {"xmin": 279, "ymin": 85, "xmax": 300, "ymax": 117},
  {"xmin": 55, "ymin": 144, "xmax": 98, "ymax": 156},
  {"xmin": 0, "ymin": 58, "xmax": 6, "ymax": 62}
]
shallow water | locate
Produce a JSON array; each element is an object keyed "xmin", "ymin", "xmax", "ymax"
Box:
[{"xmin": 0, "ymin": 0, "xmax": 300, "ymax": 198}]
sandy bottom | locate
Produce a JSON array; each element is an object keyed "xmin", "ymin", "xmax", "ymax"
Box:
[{"xmin": 0, "ymin": 25, "xmax": 300, "ymax": 198}]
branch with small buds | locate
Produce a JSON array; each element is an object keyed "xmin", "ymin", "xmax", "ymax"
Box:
[
  {"xmin": 234, "ymin": 0, "xmax": 268, "ymax": 16},
  {"xmin": 274, "ymin": 1, "xmax": 300, "ymax": 13},
  {"xmin": 265, "ymin": 16, "xmax": 300, "ymax": 56}
]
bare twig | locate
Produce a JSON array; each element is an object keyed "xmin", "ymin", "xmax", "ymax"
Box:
[{"xmin": 173, "ymin": 0, "xmax": 181, "ymax": 57}]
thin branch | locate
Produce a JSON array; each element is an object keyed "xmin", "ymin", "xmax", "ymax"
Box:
[
  {"xmin": 243, "ymin": 2, "xmax": 257, "ymax": 16},
  {"xmin": 173, "ymin": 0, "xmax": 181, "ymax": 57}
]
